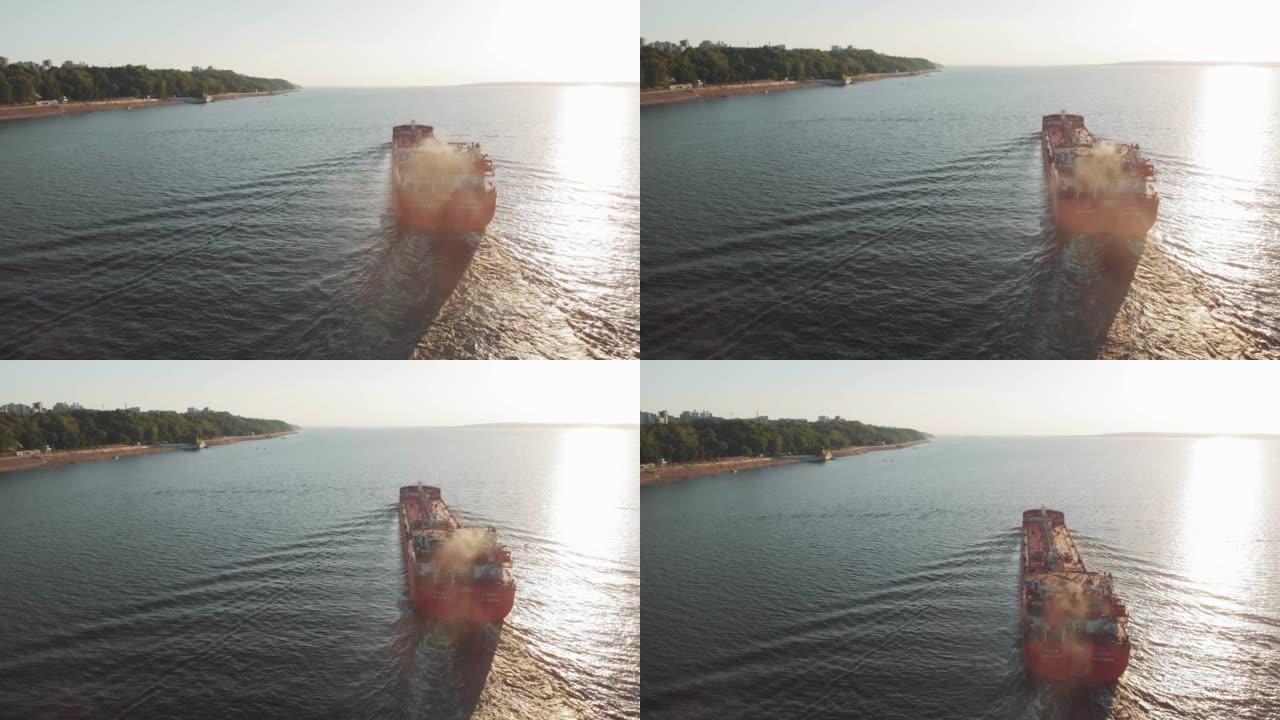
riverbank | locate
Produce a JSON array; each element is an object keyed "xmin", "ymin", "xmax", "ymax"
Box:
[
  {"xmin": 640, "ymin": 439, "xmax": 928, "ymax": 486},
  {"xmin": 0, "ymin": 431, "xmax": 295, "ymax": 475},
  {"xmin": 0, "ymin": 90, "xmax": 291, "ymax": 123},
  {"xmin": 639, "ymin": 70, "xmax": 935, "ymax": 107}
]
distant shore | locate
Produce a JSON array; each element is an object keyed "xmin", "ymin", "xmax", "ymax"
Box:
[
  {"xmin": 0, "ymin": 90, "xmax": 291, "ymax": 123},
  {"xmin": 640, "ymin": 439, "xmax": 928, "ymax": 486},
  {"xmin": 0, "ymin": 431, "xmax": 294, "ymax": 475},
  {"xmin": 639, "ymin": 70, "xmax": 935, "ymax": 107}
]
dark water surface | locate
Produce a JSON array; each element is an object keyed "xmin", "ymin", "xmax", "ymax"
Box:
[
  {"xmin": 0, "ymin": 86, "xmax": 639, "ymax": 358},
  {"xmin": 642, "ymin": 436, "xmax": 1280, "ymax": 719},
  {"xmin": 0, "ymin": 427, "xmax": 639, "ymax": 719},
  {"xmin": 641, "ymin": 66, "xmax": 1280, "ymax": 358}
]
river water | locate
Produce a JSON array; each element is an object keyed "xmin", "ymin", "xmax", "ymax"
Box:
[
  {"xmin": 0, "ymin": 85, "xmax": 639, "ymax": 359},
  {"xmin": 641, "ymin": 65, "xmax": 1280, "ymax": 359},
  {"xmin": 0, "ymin": 426, "xmax": 639, "ymax": 719},
  {"xmin": 642, "ymin": 436, "xmax": 1280, "ymax": 719}
]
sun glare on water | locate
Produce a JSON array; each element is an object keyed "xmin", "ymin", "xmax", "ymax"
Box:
[
  {"xmin": 540, "ymin": 427, "xmax": 636, "ymax": 684},
  {"xmin": 553, "ymin": 85, "xmax": 631, "ymax": 195},
  {"xmin": 1163, "ymin": 436, "xmax": 1267, "ymax": 701},
  {"xmin": 1193, "ymin": 66, "xmax": 1273, "ymax": 185},
  {"xmin": 545, "ymin": 86, "xmax": 635, "ymax": 293},
  {"xmin": 548, "ymin": 427, "xmax": 633, "ymax": 559},
  {"xmin": 1175, "ymin": 65, "xmax": 1276, "ymax": 285},
  {"xmin": 1180, "ymin": 437, "xmax": 1263, "ymax": 593}
]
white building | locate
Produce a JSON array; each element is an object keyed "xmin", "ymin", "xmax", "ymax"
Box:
[{"xmin": 42, "ymin": 59, "xmax": 53, "ymax": 69}]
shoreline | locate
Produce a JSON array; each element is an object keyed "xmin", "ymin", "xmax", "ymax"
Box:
[
  {"xmin": 0, "ymin": 90, "xmax": 292, "ymax": 123},
  {"xmin": 0, "ymin": 431, "xmax": 295, "ymax": 475},
  {"xmin": 640, "ymin": 439, "xmax": 928, "ymax": 486},
  {"xmin": 639, "ymin": 70, "xmax": 935, "ymax": 107}
]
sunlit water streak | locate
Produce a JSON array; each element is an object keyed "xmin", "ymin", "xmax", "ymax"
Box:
[
  {"xmin": 0, "ymin": 86, "xmax": 638, "ymax": 359},
  {"xmin": 0, "ymin": 427, "xmax": 639, "ymax": 719},
  {"xmin": 641, "ymin": 66, "xmax": 1280, "ymax": 358},
  {"xmin": 642, "ymin": 436, "xmax": 1280, "ymax": 719}
]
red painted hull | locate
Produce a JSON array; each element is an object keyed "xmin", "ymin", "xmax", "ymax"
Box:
[
  {"xmin": 1047, "ymin": 190, "xmax": 1157, "ymax": 237},
  {"xmin": 392, "ymin": 185, "xmax": 497, "ymax": 233},
  {"xmin": 1023, "ymin": 637, "xmax": 1131, "ymax": 683},
  {"xmin": 401, "ymin": 537, "xmax": 515, "ymax": 622}
]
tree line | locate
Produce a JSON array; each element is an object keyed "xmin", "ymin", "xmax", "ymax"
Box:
[
  {"xmin": 641, "ymin": 417, "xmax": 927, "ymax": 464},
  {"xmin": 0, "ymin": 63, "xmax": 297, "ymax": 105},
  {"xmin": 641, "ymin": 42, "xmax": 938, "ymax": 89},
  {"xmin": 0, "ymin": 408, "xmax": 295, "ymax": 453}
]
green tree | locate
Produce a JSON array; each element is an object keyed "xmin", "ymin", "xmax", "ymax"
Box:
[
  {"xmin": 640, "ymin": 432, "xmax": 663, "ymax": 464},
  {"xmin": 640, "ymin": 42, "xmax": 936, "ymax": 89},
  {"xmin": 672, "ymin": 425, "xmax": 701, "ymax": 462},
  {"xmin": 63, "ymin": 69, "xmax": 94, "ymax": 101},
  {"xmin": 641, "ymin": 416, "xmax": 926, "ymax": 464},
  {"xmin": 1, "ymin": 63, "xmax": 296, "ymax": 106},
  {"xmin": 12, "ymin": 75, "xmax": 37, "ymax": 103},
  {"xmin": 0, "ymin": 425, "xmax": 17, "ymax": 453}
]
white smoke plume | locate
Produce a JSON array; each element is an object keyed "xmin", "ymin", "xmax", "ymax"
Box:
[
  {"xmin": 400, "ymin": 139, "xmax": 475, "ymax": 178},
  {"xmin": 1073, "ymin": 140, "xmax": 1129, "ymax": 193},
  {"xmin": 435, "ymin": 527, "xmax": 494, "ymax": 571}
]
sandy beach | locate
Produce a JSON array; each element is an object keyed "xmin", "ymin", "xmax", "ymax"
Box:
[
  {"xmin": 0, "ymin": 90, "xmax": 290, "ymax": 123},
  {"xmin": 640, "ymin": 439, "xmax": 928, "ymax": 486},
  {"xmin": 204, "ymin": 431, "xmax": 293, "ymax": 447},
  {"xmin": 640, "ymin": 70, "xmax": 935, "ymax": 107},
  {"xmin": 0, "ymin": 431, "xmax": 295, "ymax": 475}
]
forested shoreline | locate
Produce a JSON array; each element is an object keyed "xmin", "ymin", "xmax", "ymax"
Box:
[
  {"xmin": 641, "ymin": 42, "xmax": 938, "ymax": 88},
  {"xmin": 641, "ymin": 417, "xmax": 928, "ymax": 464},
  {"xmin": 0, "ymin": 62, "xmax": 296, "ymax": 105},
  {"xmin": 0, "ymin": 407, "xmax": 295, "ymax": 452}
]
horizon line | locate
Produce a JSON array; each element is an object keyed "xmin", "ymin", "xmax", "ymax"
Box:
[
  {"xmin": 295, "ymin": 422, "xmax": 639, "ymax": 429},
  {"xmin": 302, "ymin": 80, "xmax": 638, "ymax": 88}
]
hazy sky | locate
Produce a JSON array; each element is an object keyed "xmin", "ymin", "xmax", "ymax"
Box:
[
  {"xmin": 642, "ymin": 361, "xmax": 1280, "ymax": 436},
  {"xmin": 3, "ymin": 0, "xmax": 638, "ymax": 86},
  {"xmin": 642, "ymin": 0, "xmax": 1280, "ymax": 66},
  {"xmin": 0, "ymin": 361, "xmax": 638, "ymax": 427}
]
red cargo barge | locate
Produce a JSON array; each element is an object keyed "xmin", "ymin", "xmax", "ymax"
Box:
[
  {"xmin": 391, "ymin": 122, "xmax": 497, "ymax": 233},
  {"xmin": 399, "ymin": 484, "xmax": 515, "ymax": 623},
  {"xmin": 1041, "ymin": 112, "xmax": 1157, "ymax": 236},
  {"xmin": 1020, "ymin": 508, "xmax": 1130, "ymax": 683}
]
